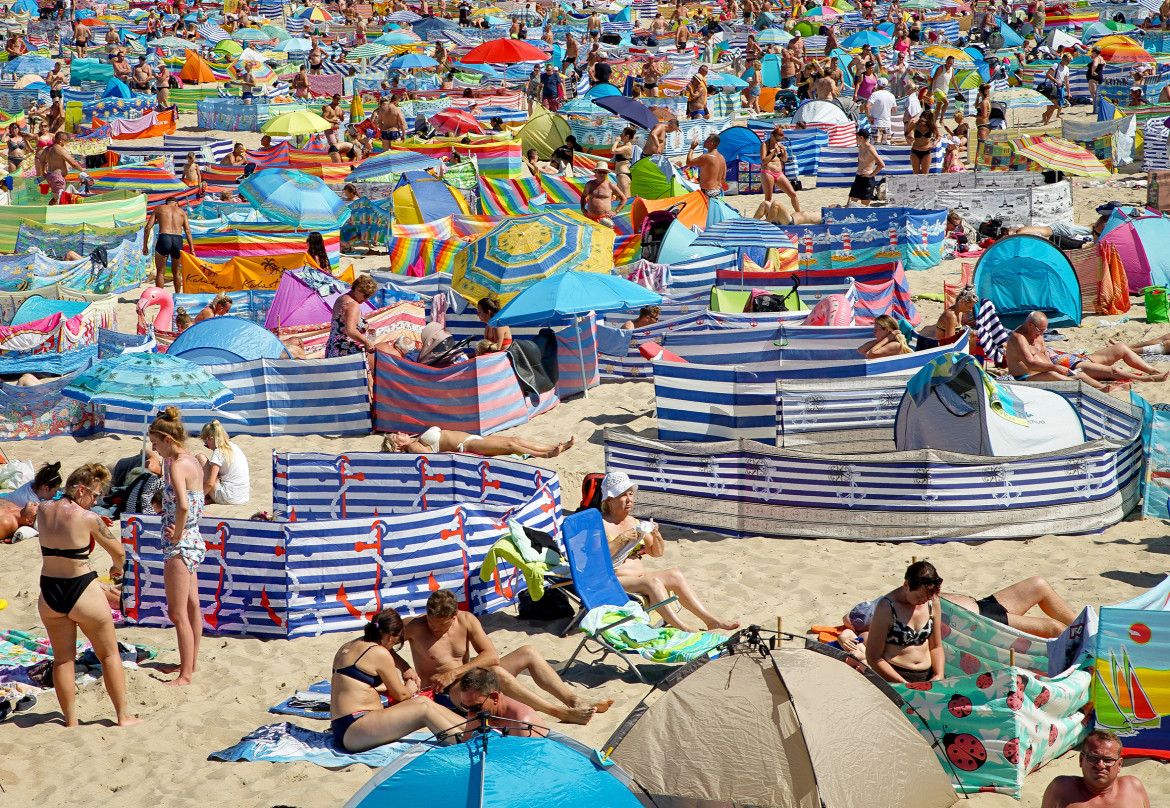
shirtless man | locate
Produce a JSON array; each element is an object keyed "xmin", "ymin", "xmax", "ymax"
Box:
[
  {"xmin": 644, "ymin": 118, "xmax": 679, "ymax": 156},
  {"xmin": 111, "ymin": 52, "xmax": 131, "ymax": 84},
  {"xmin": 685, "ymin": 134, "xmax": 726, "ymax": 198},
  {"xmin": 374, "ymin": 97, "xmax": 406, "ymax": 142},
  {"xmin": 321, "ymin": 94, "xmax": 343, "ymax": 146},
  {"xmin": 1041, "ymin": 730, "xmax": 1150, "ymax": 808},
  {"xmin": 131, "ymin": 56, "xmax": 152, "ymax": 92},
  {"xmin": 46, "ymin": 62, "xmax": 65, "ymax": 103},
  {"xmin": 811, "ymin": 68, "xmax": 839, "ymax": 100},
  {"xmin": 650, "ymin": 12, "xmax": 668, "ymax": 36},
  {"xmin": 780, "ymin": 44, "xmax": 801, "ymax": 89},
  {"xmin": 42, "ymin": 132, "xmax": 82, "ymax": 177},
  {"xmin": 848, "ymin": 127, "xmax": 883, "ymax": 206},
  {"xmin": 789, "ymin": 29, "xmax": 805, "ymax": 61},
  {"xmin": 580, "ymin": 161, "xmax": 627, "ymax": 227},
  {"xmin": 0, "ymin": 499, "xmax": 37, "ymax": 542},
  {"xmin": 562, "ymin": 31, "xmax": 578, "ymax": 73},
  {"xmin": 404, "ymin": 590, "xmax": 612, "ymax": 725},
  {"xmin": 1004, "ymin": 311, "xmax": 1167, "ymax": 389},
  {"xmin": 221, "ymin": 142, "xmax": 247, "ymax": 166},
  {"xmin": 308, "ymin": 39, "xmax": 324, "ymax": 74},
  {"xmin": 72, "ymin": 20, "xmax": 90, "ymax": 57},
  {"xmin": 143, "ymin": 197, "xmax": 196, "ymax": 293},
  {"xmin": 686, "ymin": 75, "xmax": 708, "ymax": 119},
  {"xmin": 458, "ymin": 668, "xmax": 547, "ymax": 738}
]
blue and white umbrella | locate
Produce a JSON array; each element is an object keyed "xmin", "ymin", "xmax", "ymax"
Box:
[
  {"xmin": 2, "ymin": 53, "xmax": 55, "ymax": 77},
  {"xmin": 239, "ymin": 168, "xmax": 350, "ymax": 228},
  {"xmin": 388, "ymin": 52, "xmax": 438, "ymax": 70},
  {"xmin": 387, "ymin": 10, "xmax": 422, "ymax": 22},
  {"xmin": 691, "ymin": 217, "xmax": 798, "ymax": 249}
]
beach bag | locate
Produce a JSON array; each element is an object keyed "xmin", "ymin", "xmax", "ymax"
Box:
[
  {"xmin": 1144, "ymin": 287, "xmax": 1170, "ymax": 323},
  {"xmin": 517, "ymin": 586, "xmax": 575, "ymax": 621}
]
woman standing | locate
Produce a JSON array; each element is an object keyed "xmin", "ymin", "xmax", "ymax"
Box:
[
  {"xmin": 742, "ymin": 58, "xmax": 762, "ymax": 113},
  {"xmin": 909, "ymin": 109, "xmax": 937, "ymax": 174},
  {"xmin": 865, "ymin": 561, "xmax": 945, "ymax": 684},
  {"xmin": 37, "ymin": 463, "xmax": 142, "ymax": 726},
  {"xmin": 760, "ymin": 126, "xmax": 800, "ymax": 213},
  {"xmin": 325, "ymin": 275, "xmax": 379, "ymax": 358},
  {"xmin": 1085, "ymin": 46, "xmax": 1104, "ymax": 105},
  {"xmin": 611, "ymin": 127, "xmax": 635, "ymax": 199},
  {"xmin": 199, "ymin": 420, "xmax": 251, "ymax": 506},
  {"xmin": 149, "ymin": 407, "xmax": 205, "ymax": 687}
]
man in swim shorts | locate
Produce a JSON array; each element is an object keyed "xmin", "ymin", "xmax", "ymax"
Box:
[
  {"xmin": 685, "ymin": 134, "xmax": 726, "ymax": 199},
  {"xmin": 143, "ymin": 197, "xmax": 196, "ymax": 293},
  {"xmin": 579, "ymin": 161, "xmax": 626, "ymax": 228}
]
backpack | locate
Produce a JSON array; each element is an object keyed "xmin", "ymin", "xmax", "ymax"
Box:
[{"xmin": 579, "ymin": 472, "xmax": 604, "ymax": 512}]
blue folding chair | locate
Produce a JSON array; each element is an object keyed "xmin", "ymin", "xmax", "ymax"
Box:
[{"xmin": 555, "ymin": 508, "xmax": 678, "ymax": 685}]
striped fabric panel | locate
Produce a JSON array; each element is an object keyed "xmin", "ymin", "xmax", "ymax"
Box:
[
  {"xmin": 776, "ymin": 376, "xmax": 910, "ymax": 448},
  {"xmin": 104, "ymin": 356, "xmax": 372, "ymax": 437},
  {"xmin": 555, "ymin": 314, "xmax": 599, "ymax": 397},
  {"xmin": 815, "ymin": 143, "xmax": 946, "ymax": 187},
  {"xmin": 373, "ymin": 351, "xmax": 530, "ymax": 436},
  {"xmin": 164, "ymin": 134, "xmax": 234, "ymax": 164},
  {"xmin": 597, "ymin": 311, "xmax": 710, "ymax": 381},
  {"xmin": 975, "ymin": 299, "xmax": 1010, "ymax": 364},
  {"xmin": 1144, "ymin": 119, "xmax": 1169, "ymax": 172},
  {"xmin": 1065, "ymin": 245, "xmax": 1099, "ymax": 316},
  {"xmin": 191, "ymin": 228, "xmax": 341, "ymax": 269},
  {"xmin": 653, "ymin": 331, "xmax": 970, "ymax": 441}
]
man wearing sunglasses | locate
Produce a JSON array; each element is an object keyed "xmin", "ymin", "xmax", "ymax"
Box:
[
  {"xmin": 1041, "ymin": 730, "xmax": 1150, "ymax": 808},
  {"xmin": 457, "ymin": 668, "xmax": 547, "ymax": 739}
]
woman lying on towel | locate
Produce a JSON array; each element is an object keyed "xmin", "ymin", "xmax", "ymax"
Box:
[
  {"xmin": 331, "ymin": 608, "xmax": 464, "ymax": 752},
  {"xmin": 599, "ymin": 472, "xmax": 740, "ymax": 635},
  {"xmin": 857, "ymin": 314, "xmax": 913, "ymax": 358},
  {"xmin": 381, "ymin": 429, "xmax": 575, "ymax": 458}
]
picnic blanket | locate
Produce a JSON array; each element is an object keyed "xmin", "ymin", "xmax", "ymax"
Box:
[
  {"xmin": 210, "ymin": 722, "xmax": 429, "ymax": 768},
  {"xmin": 270, "ymin": 680, "xmax": 388, "ymax": 720},
  {"xmin": 0, "ymin": 628, "xmax": 153, "ymax": 686},
  {"xmin": 580, "ymin": 603, "xmax": 726, "ymax": 664}
]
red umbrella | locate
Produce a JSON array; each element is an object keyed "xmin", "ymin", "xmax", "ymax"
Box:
[
  {"xmin": 460, "ymin": 38, "xmax": 549, "ymax": 64},
  {"xmin": 430, "ymin": 108, "xmax": 484, "ymax": 135}
]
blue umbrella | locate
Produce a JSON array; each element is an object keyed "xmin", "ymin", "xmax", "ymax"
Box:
[
  {"xmin": 349, "ymin": 150, "xmax": 442, "ymax": 181},
  {"xmin": 841, "ymin": 30, "xmax": 892, "ymax": 48},
  {"xmin": 691, "ymin": 217, "xmax": 797, "ymax": 249},
  {"xmin": 387, "ymin": 9, "xmax": 422, "ymax": 22},
  {"xmin": 491, "ymin": 270, "xmax": 661, "ymax": 399},
  {"xmin": 708, "ymin": 71, "xmax": 748, "ymax": 89},
  {"xmin": 11, "ymin": 0, "xmax": 37, "ymax": 17},
  {"xmin": 388, "ymin": 52, "xmax": 439, "ymax": 69},
  {"xmin": 375, "ymin": 31, "xmax": 417, "ymax": 45},
  {"xmin": 2, "ymin": 53, "xmax": 54, "ymax": 76},
  {"xmin": 591, "ymin": 95, "xmax": 659, "ymax": 130},
  {"xmin": 239, "ymin": 168, "xmax": 350, "ymax": 229},
  {"xmin": 583, "ymin": 83, "xmax": 621, "ymax": 99},
  {"xmin": 277, "ymin": 38, "xmax": 314, "ymax": 52},
  {"xmin": 413, "ymin": 16, "xmax": 457, "ymax": 33},
  {"xmin": 343, "ymin": 732, "xmax": 642, "ymax": 808},
  {"xmin": 62, "ymin": 353, "xmax": 234, "ymax": 463}
]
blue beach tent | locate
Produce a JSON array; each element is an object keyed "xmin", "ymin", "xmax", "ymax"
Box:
[{"xmin": 973, "ymin": 234, "xmax": 1082, "ymax": 327}]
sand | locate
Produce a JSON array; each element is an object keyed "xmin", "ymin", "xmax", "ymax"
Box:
[{"xmin": 2, "ymin": 103, "xmax": 1170, "ymax": 807}]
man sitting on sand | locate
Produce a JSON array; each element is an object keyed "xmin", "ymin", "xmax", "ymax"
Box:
[
  {"xmin": 621, "ymin": 306, "xmax": 660, "ymax": 330},
  {"xmin": 1041, "ymin": 730, "xmax": 1150, "ymax": 808},
  {"xmin": 0, "ymin": 498, "xmax": 38, "ymax": 542},
  {"xmin": 458, "ymin": 668, "xmax": 548, "ymax": 738},
  {"xmin": 1004, "ymin": 311, "xmax": 1167, "ymax": 390},
  {"xmin": 405, "ymin": 590, "xmax": 613, "ymax": 725}
]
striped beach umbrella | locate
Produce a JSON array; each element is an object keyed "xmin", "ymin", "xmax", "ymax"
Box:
[
  {"xmin": 347, "ymin": 42, "xmax": 393, "ymax": 59},
  {"xmin": 1008, "ymin": 135, "xmax": 1111, "ymax": 177},
  {"xmin": 196, "ymin": 23, "xmax": 230, "ymax": 43},
  {"xmin": 756, "ymin": 28, "xmax": 792, "ymax": 45},
  {"xmin": 294, "ymin": 5, "xmax": 333, "ymax": 21},
  {"xmin": 691, "ymin": 217, "xmax": 799, "ymax": 249},
  {"xmin": 349, "ymin": 150, "xmax": 442, "ymax": 181},
  {"xmin": 229, "ymin": 53, "xmax": 277, "ymax": 85},
  {"xmin": 387, "ymin": 10, "xmax": 422, "ymax": 22},
  {"xmin": 87, "ymin": 163, "xmax": 188, "ymax": 193},
  {"xmin": 1098, "ymin": 36, "xmax": 1154, "ymax": 63}
]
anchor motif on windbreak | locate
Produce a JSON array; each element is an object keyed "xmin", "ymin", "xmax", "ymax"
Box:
[
  {"xmin": 984, "ymin": 464, "xmax": 1019, "ymax": 507},
  {"xmin": 916, "ymin": 466, "xmax": 938, "ymax": 505},
  {"xmin": 746, "ymin": 456, "xmax": 782, "ymax": 501},
  {"xmin": 702, "ymin": 456, "xmax": 725, "ymax": 497},
  {"xmin": 477, "ymin": 461, "xmax": 500, "ymax": 502},
  {"xmin": 1068, "ymin": 457, "xmax": 1102, "ymax": 498},
  {"xmin": 416, "ymin": 456, "xmax": 446, "ymax": 510},
  {"xmin": 336, "ymin": 519, "xmax": 395, "ymax": 622},
  {"xmin": 829, "ymin": 463, "xmax": 866, "ymax": 507},
  {"xmin": 325, "ymin": 455, "xmax": 366, "ymax": 520},
  {"xmin": 646, "ymin": 453, "xmax": 672, "ymax": 490},
  {"xmin": 121, "ymin": 517, "xmax": 150, "ymax": 622},
  {"xmin": 428, "ymin": 508, "xmax": 472, "ymax": 611},
  {"xmin": 202, "ymin": 522, "xmax": 237, "ymax": 631}
]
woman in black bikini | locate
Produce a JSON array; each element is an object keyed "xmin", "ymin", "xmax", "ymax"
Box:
[
  {"xmin": 909, "ymin": 109, "xmax": 937, "ymax": 175},
  {"xmin": 330, "ymin": 609, "xmax": 463, "ymax": 752},
  {"xmin": 37, "ymin": 463, "xmax": 142, "ymax": 727},
  {"xmin": 865, "ymin": 560, "xmax": 944, "ymax": 684}
]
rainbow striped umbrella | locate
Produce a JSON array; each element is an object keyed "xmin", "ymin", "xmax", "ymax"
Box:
[
  {"xmin": 86, "ymin": 163, "xmax": 187, "ymax": 193},
  {"xmin": 801, "ymin": 6, "xmax": 842, "ymax": 15},
  {"xmin": 1097, "ymin": 36, "xmax": 1154, "ymax": 63},
  {"xmin": 1008, "ymin": 135, "xmax": 1111, "ymax": 178}
]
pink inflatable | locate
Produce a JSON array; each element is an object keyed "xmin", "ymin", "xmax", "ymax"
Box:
[{"xmin": 803, "ymin": 294, "xmax": 854, "ymax": 326}]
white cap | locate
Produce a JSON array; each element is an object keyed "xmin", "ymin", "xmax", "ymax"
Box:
[
  {"xmin": 601, "ymin": 471, "xmax": 637, "ymax": 501},
  {"xmin": 877, "ymin": 77, "xmax": 888, "ymax": 87}
]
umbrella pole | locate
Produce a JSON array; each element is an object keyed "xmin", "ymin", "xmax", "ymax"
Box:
[
  {"xmin": 140, "ymin": 413, "xmax": 149, "ymax": 468},
  {"xmin": 576, "ymin": 315, "xmax": 589, "ymax": 400}
]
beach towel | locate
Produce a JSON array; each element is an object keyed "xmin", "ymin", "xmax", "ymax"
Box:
[
  {"xmin": 975, "ymin": 299, "xmax": 1010, "ymax": 365},
  {"xmin": 579, "ymin": 603, "xmax": 726, "ymax": 664},
  {"xmin": 270, "ymin": 680, "xmax": 388, "ymax": 720},
  {"xmin": 1097, "ymin": 241, "xmax": 1131, "ymax": 316},
  {"xmin": 596, "ymin": 322, "xmax": 633, "ymax": 358},
  {"xmin": 210, "ymin": 722, "xmax": 429, "ymax": 768}
]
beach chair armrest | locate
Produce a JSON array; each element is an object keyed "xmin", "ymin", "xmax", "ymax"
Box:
[{"xmin": 594, "ymin": 596, "xmax": 679, "ymax": 634}]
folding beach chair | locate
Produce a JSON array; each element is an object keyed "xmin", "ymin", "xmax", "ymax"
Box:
[{"xmin": 553, "ymin": 508, "xmax": 679, "ymax": 685}]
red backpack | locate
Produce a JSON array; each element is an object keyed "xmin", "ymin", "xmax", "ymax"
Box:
[{"xmin": 579, "ymin": 472, "xmax": 605, "ymax": 512}]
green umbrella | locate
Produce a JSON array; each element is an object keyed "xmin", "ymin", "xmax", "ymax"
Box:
[
  {"xmin": 347, "ymin": 42, "xmax": 392, "ymax": 59},
  {"xmin": 902, "ymin": 0, "xmax": 940, "ymax": 9},
  {"xmin": 261, "ymin": 24, "xmax": 291, "ymax": 42},
  {"xmin": 215, "ymin": 39, "xmax": 244, "ymax": 56}
]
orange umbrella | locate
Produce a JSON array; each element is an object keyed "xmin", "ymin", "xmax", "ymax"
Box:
[{"xmin": 1098, "ymin": 36, "xmax": 1154, "ymax": 62}]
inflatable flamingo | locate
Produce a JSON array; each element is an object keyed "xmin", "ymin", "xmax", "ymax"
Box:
[{"xmin": 137, "ymin": 286, "xmax": 174, "ymax": 335}]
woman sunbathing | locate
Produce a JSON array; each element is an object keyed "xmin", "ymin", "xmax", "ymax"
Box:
[
  {"xmin": 865, "ymin": 560, "xmax": 945, "ymax": 684},
  {"xmin": 331, "ymin": 608, "xmax": 464, "ymax": 752},
  {"xmin": 934, "ymin": 287, "xmax": 976, "ymax": 345},
  {"xmin": 599, "ymin": 472, "xmax": 739, "ymax": 634},
  {"xmin": 857, "ymin": 314, "xmax": 912, "ymax": 358},
  {"xmin": 381, "ymin": 429, "xmax": 575, "ymax": 458}
]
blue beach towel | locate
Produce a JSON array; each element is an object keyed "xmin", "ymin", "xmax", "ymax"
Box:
[
  {"xmin": 209, "ymin": 722, "xmax": 430, "ymax": 768},
  {"xmin": 270, "ymin": 680, "xmax": 388, "ymax": 719}
]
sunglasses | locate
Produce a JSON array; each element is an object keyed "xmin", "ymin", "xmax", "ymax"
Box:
[{"xmin": 1084, "ymin": 754, "xmax": 1120, "ymax": 765}]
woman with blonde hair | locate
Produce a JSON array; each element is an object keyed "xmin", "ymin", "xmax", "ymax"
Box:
[
  {"xmin": 194, "ymin": 292, "xmax": 232, "ymax": 324},
  {"xmin": 857, "ymin": 314, "xmax": 912, "ymax": 358},
  {"xmin": 37, "ymin": 462, "xmax": 142, "ymax": 726},
  {"xmin": 199, "ymin": 420, "xmax": 251, "ymax": 505},
  {"xmin": 148, "ymin": 406, "xmax": 205, "ymax": 687},
  {"xmin": 326, "ymin": 275, "xmax": 379, "ymax": 357}
]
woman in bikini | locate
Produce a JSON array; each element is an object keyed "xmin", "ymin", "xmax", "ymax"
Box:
[
  {"xmin": 331, "ymin": 609, "xmax": 464, "ymax": 752},
  {"xmin": 611, "ymin": 127, "xmax": 635, "ymax": 200},
  {"xmin": 37, "ymin": 463, "xmax": 143, "ymax": 726},
  {"xmin": 381, "ymin": 429, "xmax": 575, "ymax": 458},
  {"xmin": 857, "ymin": 314, "xmax": 912, "ymax": 358},
  {"xmin": 4, "ymin": 122, "xmax": 27, "ymax": 176},
  {"xmin": 476, "ymin": 297, "xmax": 511, "ymax": 352},
  {"xmin": 599, "ymin": 472, "xmax": 739, "ymax": 634},
  {"xmin": 149, "ymin": 406, "xmax": 205, "ymax": 687},
  {"xmin": 760, "ymin": 127, "xmax": 800, "ymax": 214},
  {"xmin": 866, "ymin": 560, "xmax": 944, "ymax": 684},
  {"xmin": 909, "ymin": 109, "xmax": 937, "ymax": 174},
  {"xmin": 935, "ymin": 287, "xmax": 976, "ymax": 345}
]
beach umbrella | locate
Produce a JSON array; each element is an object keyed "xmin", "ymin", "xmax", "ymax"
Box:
[
  {"xmin": 583, "ymin": 82, "xmax": 621, "ymax": 99},
  {"xmin": 591, "ymin": 95, "xmax": 660, "ymax": 130},
  {"xmin": 841, "ymin": 30, "xmax": 891, "ymax": 48},
  {"xmin": 62, "ymin": 353, "xmax": 234, "ymax": 464},
  {"xmin": 994, "ymin": 86, "xmax": 1050, "ymax": 108},
  {"xmin": 387, "ymin": 9, "xmax": 422, "ymax": 22},
  {"xmin": 706, "ymin": 71, "xmax": 748, "ymax": 89},
  {"xmin": 348, "ymin": 42, "xmax": 393, "ymax": 58},
  {"xmin": 1009, "ymin": 135, "xmax": 1111, "ymax": 177},
  {"xmin": 229, "ymin": 54, "xmax": 277, "ymax": 85},
  {"xmin": 349, "ymin": 150, "xmax": 442, "ymax": 181},
  {"xmin": 197, "ymin": 22, "xmax": 231, "ymax": 42},
  {"xmin": 388, "ymin": 52, "xmax": 438, "ymax": 69},
  {"xmin": 342, "ymin": 733, "xmax": 643, "ymax": 808},
  {"xmin": 233, "ymin": 28, "xmax": 274, "ymax": 44},
  {"xmin": 239, "ymin": 167, "xmax": 351, "ymax": 228},
  {"xmin": 214, "ymin": 39, "xmax": 244, "ymax": 56},
  {"xmin": 756, "ymin": 28, "xmax": 792, "ymax": 45},
  {"xmin": 461, "ymin": 38, "xmax": 548, "ymax": 64},
  {"xmin": 375, "ymin": 31, "xmax": 419, "ymax": 44},
  {"xmin": 1, "ymin": 53, "xmax": 54, "ymax": 76},
  {"xmin": 295, "ymin": 5, "xmax": 333, "ymax": 21},
  {"xmin": 262, "ymin": 24, "xmax": 292, "ymax": 42},
  {"xmin": 491, "ymin": 271, "xmax": 660, "ymax": 398},
  {"xmin": 455, "ymin": 209, "xmax": 615, "ymax": 305},
  {"xmin": 152, "ymin": 35, "xmax": 194, "ymax": 49},
  {"xmin": 262, "ymin": 108, "xmax": 333, "ymax": 135},
  {"xmin": 430, "ymin": 108, "xmax": 484, "ymax": 135},
  {"xmin": 902, "ymin": 0, "xmax": 940, "ymax": 8},
  {"xmin": 87, "ymin": 163, "xmax": 188, "ymax": 193},
  {"xmin": 692, "ymin": 217, "xmax": 798, "ymax": 251},
  {"xmin": 412, "ymin": 16, "xmax": 457, "ymax": 34},
  {"xmin": 508, "ymin": 7, "xmax": 544, "ymax": 22},
  {"xmin": 1098, "ymin": 37, "xmax": 1154, "ymax": 63},
  {"xmin": 801, "ymin": 6, "xmax": 842, "ymax": 16},
  {"xmin": 277, "ymin": 37, "xmax": 313, "ymax": 51},
  {"xmin": 922, "ymin": 45, "xmax": 976, "ymax": 65},
  {"xmin": 953, "ymin": 68, "xmax": 984, "ymax": 89}
]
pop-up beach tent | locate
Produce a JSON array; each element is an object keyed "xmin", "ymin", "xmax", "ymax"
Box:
[
  {"xmin": 166, "ymin": 317, "xmax": 289, "ymax": 364},
  {"xmin": 1097, "ymin": 207, "xmax": 1170, "ymax": 289},
  {"xmin": 974, "ymin": 234, "xmax": 1082, "ymax": 327},
  {"xmin": 264, "ymin": 266, "xmax": 376, "ymax": 330},
  {"xmin": 391, "ymin": 170, "xmax": 471, "ymax": 225}
]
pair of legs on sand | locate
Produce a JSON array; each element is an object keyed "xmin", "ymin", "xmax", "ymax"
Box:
[
  {"xmin": 616, "ymin": 558, "xmax": 740, "ymax": 635},
  {"xmin": 1022, "ymin": 343, "xmax": 1168, "ymax": 391},
  {"xmin": 944, "ymin": 576, "xmax": 1077, "ymax": 639},
  {"xmin": 161, "ymin": 556, "xmax": 201, "ymax": 686}
]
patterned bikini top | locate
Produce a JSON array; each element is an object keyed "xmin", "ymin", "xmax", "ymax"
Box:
[{"xmin": 882, "ymin": 596, "xmax": 932, "ymax": 647}]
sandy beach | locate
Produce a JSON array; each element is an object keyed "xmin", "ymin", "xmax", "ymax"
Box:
[{"xmin": 2, "ymin": 103, "xmax": 1170, "ymax": 807}]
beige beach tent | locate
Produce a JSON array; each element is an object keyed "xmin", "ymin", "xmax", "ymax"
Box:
[{"xmin": 606, "ymin": 645, "xmax": 957, "ymax": 808}]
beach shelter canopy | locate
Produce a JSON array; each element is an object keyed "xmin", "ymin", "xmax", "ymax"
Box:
[
  {"xmin": 454, "ymin": 209, "xmax": 615, "ymax": 304},
  {"xmin": 716, "ymin": 125, "xmax": 768, "ymax": 165},
  {"xmin": 180, "ymin": 49, "xmax": 216, "ymax": 83},
  {"xmin": 490, "ymin": 270, "xmax": 661, "ymax": 326},
  {"xmin": 517, "ymin": 106, "xmax": 571, "ymax": 159},
  {"xmin": 391, "ymin": 171, "xmax": 471, "ymax": 225},
  {"xmin": 607, "ymin": 645, "xmax": 958, "ymax": 808},
  {"xmin": 87, "ymin": 162, "xmax": 187, "ymax": 193},
  {"xmin": 630, "ymin": 188, "xmax": 738, "ymax": 232},
  {"xmin": 792, "ymin": 99, "xmax": 850, "ymax": 124},
  {"xmin": 2, "ymin": 54, "xmax": 53, "ymax": 77},
  {"xmin": 350, "ymin": 150, "xmax": 442, "ymax": 181},
  {"xmin": 342, "ymin": 733, "xmax": 642, "ymax": 808},
  {"xmin": 239, "ymin": 168, "xmax": 350, "ymax": 229},
  {"xmin": 265, "ymin": 266, "xmax": 375, "ymax": 330},
  {"xmin": 629, "ymin": 156, "xmax": 693, "ymax": 200},
  {"xmin": 167, "ymin": 316, "xmax": 289, "ymax": 364},
  {"xmin": 461, "ymin": 38, "xmax": 548, "ymax": 64},
  {"xmin": 974, "ymin": 234, "xmax": 1082, "ymax": 327}
]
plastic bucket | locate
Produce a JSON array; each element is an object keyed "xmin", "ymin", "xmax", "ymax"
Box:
[{"xmin": 1145, "ymin": 287, "xmax": 1170, "ymax": 324}]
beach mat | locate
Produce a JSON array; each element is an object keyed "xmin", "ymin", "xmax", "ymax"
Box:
[
  {"xmin": 269, "ymin": 680, "xmax": 388, "ymax": 720},
  {"xmin": 209, "ymin": 722, "xmax": 429, "ymax": 768}
]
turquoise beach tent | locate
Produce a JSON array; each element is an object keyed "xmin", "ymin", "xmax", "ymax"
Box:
[
  {"xmin": 973, "ymin": 234, "xmax": 1082, "ymax": 327},
  {"xmin": 167, "ymin": 317, "xmax": 289, "ymax": 365}
]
